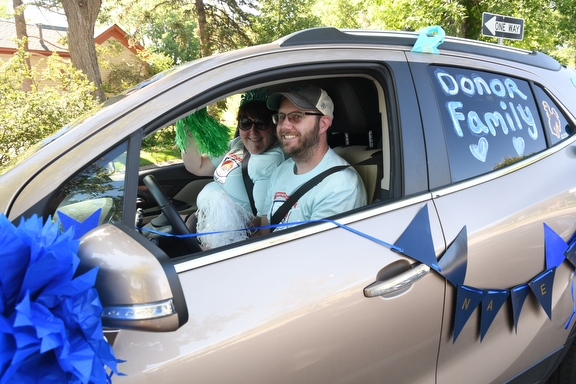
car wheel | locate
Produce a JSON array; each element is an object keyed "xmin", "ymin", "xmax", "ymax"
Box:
[{"xmin": 548, "ymin": 338, "xmax": 576, "ymax": 384}]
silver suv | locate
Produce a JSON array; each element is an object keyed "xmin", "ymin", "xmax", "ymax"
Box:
[{"xmin": 2, "ymin": 27, "xmax": 576, "ymax": 383}]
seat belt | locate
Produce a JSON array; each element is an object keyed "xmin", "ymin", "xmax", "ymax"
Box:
[
  {"xmin": 270, "ymin": 165, "xmax": 349, "ymax": 226},
  {"xmin": 241, "ymin": 149, "xmax": 258, "ymax": 215}
]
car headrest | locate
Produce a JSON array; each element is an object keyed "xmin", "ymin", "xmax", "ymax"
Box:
[
  {"xmin": 323, "ymin": 77, "xmax": 380, "ymax": 135},
  {"xmin": 266, "ymin": 77, "xmax": 380, "ymax": 136}
]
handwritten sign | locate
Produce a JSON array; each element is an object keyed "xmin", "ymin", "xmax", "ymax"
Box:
[{"xmin": 430, "ymin": 66, "xmax": 546, "ymax": 182}]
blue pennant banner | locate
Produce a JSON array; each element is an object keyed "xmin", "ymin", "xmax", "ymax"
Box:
[
  {"xmin": 511, "ymin": 284, "xmax": 530, "ymax": 334},
  {"xmin": 140, "ymin": 201, "xmax": 576, "ymax": 343},
  {"xmin": 454, "ymin": 285, "xmax": 485, "ymax": 343},
  {"xmin": 480, "ymin": 290, "xmax": 510, "ymax": 341},
  {"xmin": 545, "ymin": 223, "xmax": 568, "ymax": 270},
  {"xmin": 438, "ymin": 226, "xmax": 468, "ymax": 287},
  {"xmin": 394, "ymin": 205, "xmax": 441, "ymax": 272},
  {"xmin": 529, "ymin": 268, "xmax": 556, "ymax": 320}
]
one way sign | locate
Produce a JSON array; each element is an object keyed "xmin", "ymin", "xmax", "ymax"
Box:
[{"xmin": 482, "ymin": 12, "xmax": 524, "ymax": 41}]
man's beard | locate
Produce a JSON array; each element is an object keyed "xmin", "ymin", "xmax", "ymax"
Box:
[{"xmin": 279, "ymin": 119, "xmax": 320, "ymax": 163}]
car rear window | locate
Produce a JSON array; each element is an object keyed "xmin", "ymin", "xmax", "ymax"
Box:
[
  {"xmin": 533, "ymin": 86, "xmax": 575, "ymax": 146},
  {"xmin": 429, "ymin": 65, "xmax": 547, "ymax": 182}
]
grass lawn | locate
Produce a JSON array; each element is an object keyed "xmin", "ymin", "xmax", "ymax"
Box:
[{"xmin": 140, "ymin": 146, "xmax": 181, "ymax": 167}]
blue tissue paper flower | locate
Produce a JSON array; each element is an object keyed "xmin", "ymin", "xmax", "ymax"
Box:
[{"xmin": 0, "ymin": 214, "xmax": 122, "ymax": 383}]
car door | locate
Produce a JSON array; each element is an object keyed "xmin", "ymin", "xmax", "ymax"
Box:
[
  {"xmin": 111, "ymin": 202, "xmax": 446, "ymax": 384},
  {"xmin": 409, "ymin": 52, "xmax": 576, "ymax": 383},
  {"xmin": 107, "ymin": 53, "xmax": 449, "ymax": 383}
]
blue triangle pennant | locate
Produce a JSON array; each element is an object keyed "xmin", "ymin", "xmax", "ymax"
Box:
[
  {"xmin": 565, "ymin": 233, "xmax": 576, "ymax": 268},
  {"xmin": 544, "ymin": 223, "xmax": 568, "ymax": 270},
  {"xmin": 453, "ymin": 285, "xmax": 484, "ymax": 343},
  {"xmin": 510, "ymin": 284, "xmax": 530, "ymax": 334},
  {"xmin": 438, "ymin": 226, "xmax": 467, "ymax": 286},
  {"xmin": 480, "ymin": 289, "xmax": 509, "ymax": 341},
  {"xmin": 57, "ymin": 208, "xmax": 102, "ymax": 240},
  {"xmin": 394, "ymin": 205, "xmax": 440, "ymax": 272},
  {"xmin": 528, "ymin": 268, "xmax": 556, "ymax": 320}
]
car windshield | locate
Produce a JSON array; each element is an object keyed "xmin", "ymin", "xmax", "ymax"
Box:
[
  {"xmin": 0, "ymin": 96, "xmax": 124, "ymax": 176},
  {"xmin": 0, "ymin": 65, "xmax": 190, "ymax": 176},
  {"xmin": 0, "ymin": 120, "xmax": 79, "ymax": 176}
]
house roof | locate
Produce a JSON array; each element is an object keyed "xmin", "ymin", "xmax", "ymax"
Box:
[
  {"xmin": 0, "ymin": 19, "xmax": 68, "ymax": 56},
  {"xmin": 95, "ymin": 24, "xmax": 144, "ymax": 54},
  {"xmin": 0, "ymin": 20, "xmax": 143, "ymax": 57}
]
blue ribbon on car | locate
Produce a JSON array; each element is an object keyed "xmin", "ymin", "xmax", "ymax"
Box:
[{"xmin": 411, "ymin": 26, "xmax": 445, "ymax": 54}]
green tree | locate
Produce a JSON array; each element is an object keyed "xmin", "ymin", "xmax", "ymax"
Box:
[
  {"xmin": 0, "ymin": 43, "xmax": 99, "ymax": 167},
  {"xmin": 196, "ymin": 0, "xmax": 253, "ymax": 54},
  {"xmin": 12, "ymin": 0, "xmax": 33, "ymax": 91},
  {"xmin": 365, "ymin": 0, "xmax": 467, "ymax": 36},
  {"xmin": 314, "ymin": 0, "xmax": 368, "ymax": 29},
  {"xmin": 554, "ymin": 0, "xmax": 576, "ymax": 66},
  {"xmin": 30, "ymin": 0, "xmax": 106, "ymax": 101},
  {"xmin": 249, "ymin": 0, "xmax": 322, "ymax": 45},
  {"xmin": 99, "ymin": 46, "xmax": 174, "ymax": 95},
  {"xmin": 0, "ymin": 2, "xmax": 10, "ymax": 17},
  {"xmin": 118, "ymin": 4, "xmax": 200, "ymax": 65},
  {"xmin": 142, "ymin": 10, "xmax": 199, "ymax": 64},
  {"xmin": 103, "ymin": 0, "xmax": 253, "ymax": 58}
]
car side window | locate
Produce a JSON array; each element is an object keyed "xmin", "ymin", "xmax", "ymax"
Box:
[
  {"xmin": 49, "ymin": 142, "xmax": 128, "ymax": 226},
  {"xmin": 533, "ymin": 86, "xmax": 575, "ymax": 146},
  {"xmin": 429, "ymin": 65, "xmax": 547, "ymax": 182}
]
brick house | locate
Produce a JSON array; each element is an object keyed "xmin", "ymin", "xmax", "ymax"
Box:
[{"xmin": 0, "ymin": 20, "xmax": 146, "ymax": 92}]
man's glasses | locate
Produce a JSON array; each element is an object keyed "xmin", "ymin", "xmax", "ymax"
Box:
[
  {"xmin": 272, "ymin": 111, "xmax": 323, "ymax": 125},
  {"xmin": 238, "ymin": 118, "xmax": 269, "ymax": 131}
]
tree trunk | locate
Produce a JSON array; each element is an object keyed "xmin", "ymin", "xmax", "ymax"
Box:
[
  {"xmin": 195, "ymin": 0, "xmax": 210, "ymax": 57},
  {"xmin": 61, "ymin": 0, "xmax": 106, "ymax": 102},
  {"xmin": 12, "ymin": 0, "xmax": 32, "ymax": 91}
]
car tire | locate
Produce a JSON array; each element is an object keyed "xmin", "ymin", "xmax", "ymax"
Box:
[{"xmin": 548, "ymin": 339, "xmax": 576, "ymax": 384}]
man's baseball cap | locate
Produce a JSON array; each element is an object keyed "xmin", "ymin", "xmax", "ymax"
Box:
[{"xmin": 267, "ymin": 84, "xmax": 334, "ymax": 119}]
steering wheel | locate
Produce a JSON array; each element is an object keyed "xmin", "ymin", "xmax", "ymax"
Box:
[{"xmin": 143, "ymin": 174, "xmax": 202, "ymax": 253}]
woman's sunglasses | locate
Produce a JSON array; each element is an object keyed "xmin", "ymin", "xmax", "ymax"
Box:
[{"xmin": 238, "ymin": 118, "xmax": 269, "ymax": 131}]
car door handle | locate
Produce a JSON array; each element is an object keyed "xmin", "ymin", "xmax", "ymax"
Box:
[{"xmin": 364, "ymin": 263, "xmax": 431, "ymax": 297}]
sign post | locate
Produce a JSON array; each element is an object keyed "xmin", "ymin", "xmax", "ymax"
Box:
[{"xmin": 482, "ymin": 12, "xmax": 524, "ymax": 44}]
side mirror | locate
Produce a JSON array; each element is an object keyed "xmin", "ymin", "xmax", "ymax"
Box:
[{"xmin": 77, "ymin": 223, "xmax": 188, "ymax": 331}]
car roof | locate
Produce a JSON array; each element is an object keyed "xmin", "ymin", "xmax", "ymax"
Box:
[{"xmin": 278, "ymin": 27, "xmax": 561, "ymax": 71}]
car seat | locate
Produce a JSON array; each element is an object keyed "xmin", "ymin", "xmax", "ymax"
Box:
[{"xmin": 323, "ymin": 77, "xmax": 383, "ymax": 203}]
